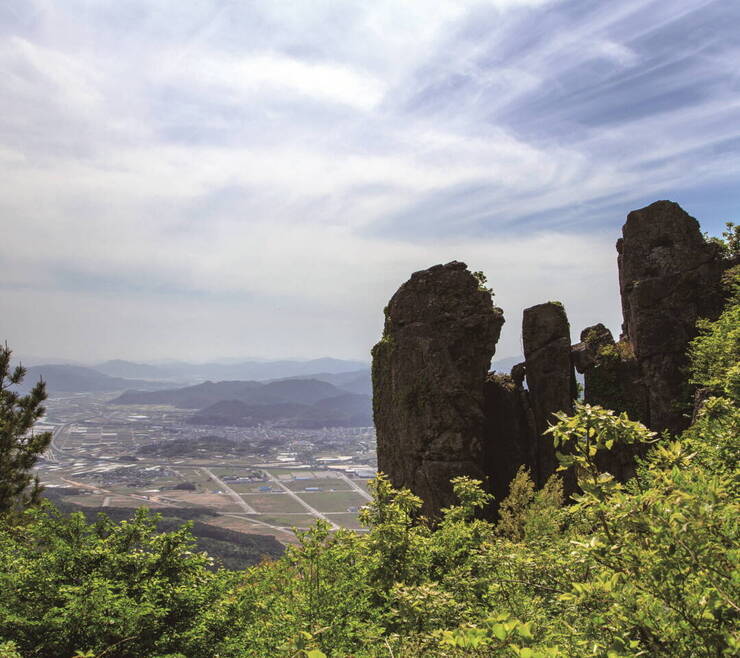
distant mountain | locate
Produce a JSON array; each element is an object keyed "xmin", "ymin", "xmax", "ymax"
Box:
[
  {"xmin": 112, "ymin": 381, "xmax": 264, "ymax": 408},
  {"xmin": 93, "ymin": 360, "xmax": 176, "ymax": 381},
  {"xmin": 111, "ymin": 377, "xmax": 373, "ymax": 428},
  {"xmin": 112, "ymin": 378, "xmax": 342, "ymax": 409},
  {"xmin": 190, "ymin": 393, "xmax": 373, "ymax": 429},
  {"xmin": 270, "ymin": 369, "xmax": 372, "ymax": 396},
  {"xmin": 94, "ymin": 357, "xmax": 368, "ymax": 383},
  {"xmin": 19, "ymin": 365, "xmax": 169, "ymax": 394}
]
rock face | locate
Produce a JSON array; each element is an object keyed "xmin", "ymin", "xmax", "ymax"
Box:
[
  {"xmin": 618, "ymin": 200, "xmax": 724, "ymax": 434},
  {"xmin": 482, "ymin": 373, "xmax": 538, "ymax": 507},
  {"xmin": 522, "ymin": 302, "xmax": 577, "ymax": 486},
  {"xmin": 572, "ymin": 324, "xmax": 648, "ymax": 480},
  {"xmin": 372, "ymin": 261, "xmax": 504, "ymax": 517},
  {"xmin": 372, "ymin": 200, "xmax": 728, "ymax": 517},
  {"xmin": 572, "ymin": 324, "xmax": 647, "ymax": 423}
]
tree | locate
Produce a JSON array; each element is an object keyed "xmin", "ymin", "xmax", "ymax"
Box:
[{"xmin": 0, "ymin": 344, "xmax": 52, "ymax": 516}]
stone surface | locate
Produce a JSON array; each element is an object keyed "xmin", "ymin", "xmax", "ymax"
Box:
[
  {"xmin": 573, "ymin": 324, "xmax": 648, "ymax": 480},
  {"xmin": 574, "ymin": 324, "xmax": 648, "ymax": 424},
  {"xmin": 482, "ymin": 373, "xmax": 537, "ymax": 507},
  {"xmin": 618, "ymin": 200, "xmax": 724, "ymax": 434},
  {"xmin": 372, "ymin": 200, "xmax": 729, "ymax": 517},
  {"xmin": 371, "ymin": 261, "xmax": 504, "ymax": 517},
  {"xmin": 522, "ymin": 302, "xmax": 577, "ymax": 486}
]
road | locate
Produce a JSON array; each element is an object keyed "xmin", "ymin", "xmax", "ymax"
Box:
[
  {"xmin": 262, "ymin": 471, "xmax": 339, "ymax": 530},
  {"xmin": 44, "ymin": 423, "xmax": 71, "ymax": 463},
  {"xmin": 337, "ymin": 473, "xmax": 372, "ymax": 501},
  {"xmin": 200, "ymin": 467, "xmax": 257, "ymax": 514}
]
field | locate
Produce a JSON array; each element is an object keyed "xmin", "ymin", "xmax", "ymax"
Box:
[
  {"xmin": 296, "ymin": 491, "xmax": 368, "ymax": 513},
  {"xmin": 36, "ymin": 393, "xmax": 377, "ymax": 546},
  {"xmin": 241, "ymin": 493, "xmax": 308, "ymax": 514}
]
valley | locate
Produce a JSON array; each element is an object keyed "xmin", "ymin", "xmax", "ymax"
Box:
[{"xmin": 34, "ymin": 391, "xmax": 376, "ymax": 549}]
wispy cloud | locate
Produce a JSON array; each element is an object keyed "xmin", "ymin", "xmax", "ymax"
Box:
[{"xmin": 0, "ymin": 0, "xmax": 738, "ymax": 362}]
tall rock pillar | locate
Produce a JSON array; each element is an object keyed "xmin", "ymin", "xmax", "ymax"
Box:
[
  {"xmin": 371, "ymin": 261, "xmax": 504, "ymax": 517},
  {"xmin": 522, "ymin": 302, "xmax": 577, "ymax": 486},
  {"xmin": 618, "ymin": 200, "xmax": 724, "ymax": 434}
]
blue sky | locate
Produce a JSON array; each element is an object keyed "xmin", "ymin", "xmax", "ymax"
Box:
[{"xmin": 1, "ymin": 0, "xmax": 738, "ymax": 363}]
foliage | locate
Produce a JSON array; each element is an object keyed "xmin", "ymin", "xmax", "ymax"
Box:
[
  {"xmin": 707, "ymin": 221, "xmax": 740, "ymax": 259},
  {"xmin": 689, "ymin": 265, "xmax": 740, "ymax": 399},
  {"xmin": 472, "ymin": 270, "xmax": 494, "ymax": 296},
  {"xmin": 0, "ymin": 344, "xmax": 52, "ymax": 517},
  {"xmin": 0, "ymin": 306, "xmax": 738, "ymax": 656},
  {"xmin": 0, "ymin": 506, "xmax": 226, "ymax": 658}
]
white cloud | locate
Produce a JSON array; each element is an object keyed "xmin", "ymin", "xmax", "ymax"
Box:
[
  {"xmin": 161, "ymin": 51, "xmax": 387, "ymax": 111},
  {"xmin": 0, "ymin": 0, "xmax": 738, "ymax": 362}
]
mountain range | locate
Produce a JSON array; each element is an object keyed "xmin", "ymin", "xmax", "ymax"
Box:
[
  {"xmin": 17, "ymin": 358, "xmax": 370, "ymax": 394},
  {"xmin": 93, "ymin": 357, "xmax": 369, "ymax": 383},
  {"xmin": 18, "ymin": 365, "xmax": 170, "ymax": 394},
  {"xmin": 111, "ymin": 377, "xmax": 374, "ymax": 428}
]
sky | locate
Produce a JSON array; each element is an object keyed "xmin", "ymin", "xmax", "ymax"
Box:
[{"xmin": 1, "ymin": 0, "xmax": 739, "ymax": 364}]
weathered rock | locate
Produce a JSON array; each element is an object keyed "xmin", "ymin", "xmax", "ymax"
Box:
[
  {"xmin": 372, "ymin": 261, "xmax": 504, "ymax": 517},
  {"xmin": 573, "ymin": 324, "xmax": 648, "ymax": 480},
  {"xmin": 482, "ymin": 373, "xmax": 538, "ymax": 507},
  {"xmin": 372, "ymin": 201, "xmax": 728, "ymax": 517},
  {"xmin": 574, "ymin": 324, "xmax": 648, "ymax": 424},
  {"xmin": 522, "ymin": 302, "xmax": 577, "ymax": 486},
  {"xmin": 618, "ymin": 200, "xmax": 724, "ymax": 434}
]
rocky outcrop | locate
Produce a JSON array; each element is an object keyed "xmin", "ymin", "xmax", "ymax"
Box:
[
  {"xmin": 572, "ymin": 324, "xmax": 647, "ymax": 422},
  {"xmin": 522, "ymin": 302, "xmax": 577, "ymax": 486},
  {"xmin": 617, "ymin": 200, "xmax": 724, "ymax": 434},
  {"xmin": 372, "ymin": 200, "xmax": 728, "ymax": 517},
  {"xmin": 372, "ymin": 261, "xmax": 504, "ymax": 517},
  {"xmin": 572, "ymin": 324, "xmax": 648, "ymax": 480},
  {"xmin": 482, "ymin": 373, "xmax": 538, "ymax": 506}
]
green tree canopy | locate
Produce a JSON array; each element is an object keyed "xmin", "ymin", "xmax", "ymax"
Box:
[{"xmin": 0, "ymin": 344, "xmax": 52, "ymax": 516}]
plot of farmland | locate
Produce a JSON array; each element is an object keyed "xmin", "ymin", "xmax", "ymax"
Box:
[
  {"xmin": 229, "ymin": 481, "xmax": 274, "ymax": 493},
  {"xmin": 296, "ymin": 491, "xmax": 368, "ymax": 513},
  {"xmin": 284, "ymin": 478, "xmax": 350, "ymax": 492},
  {"xmin": 241, "ymin": 493, "xmax": 307, "ymax": 514},
  {"xmin": 246, "ymin": 514, "xmax": 317, "ymax": 529},
  {"xmin": 327, "ymin": 513, "xmax": 364, "ymax": 530},
  {"xmin": 354, "ymin": 479, "xmax": 372, "ymax": 493}
]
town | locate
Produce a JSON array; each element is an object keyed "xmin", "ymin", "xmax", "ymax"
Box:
[{"xmin": 34, "ymin": 392, "xmax": 377, "ymax": 545}]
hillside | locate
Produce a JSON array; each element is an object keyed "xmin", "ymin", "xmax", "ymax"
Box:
[
  {"xmin": 112, "ymin": 377, "xmax": 374, "ymax": 428},
  {"xmin": 42, "ymin": 488, "xmax": 284, "ymax": 570},
  {"xmin": 190, "ymin": 392, "xmax": 373, "ymax": 428},
  {"xmin": 18, "ymin": 365, "xmax": 169, "ymax": 394},
  {"xmin": 95, "ymin": 357, "xmax": 368, "ymax": 383}
]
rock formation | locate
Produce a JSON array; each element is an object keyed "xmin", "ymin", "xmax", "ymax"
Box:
[
  {"xmin": 482, "ymin": 373, "xmax": 538, "ymax": 507},
  {"xmin": 572, "ymin": 323, "xmax": 647, "ymax": 422},
  {"xmin": 371, "ymin": 261, "xmax": 504, "ymax": 517},
  {"xmin": 372, "ymin": 200, "xmax": 729, "ymax": 517},
  {"xmin": 571, "ymin": 324, "xmax": 648, "ymax": 480},
  {"xmin": 521, "ymin": 302, "xmax": 577, "ymax": 486},
  {"xmin": 616, "ymin": 200, "xmax": 724, "ymax": 434}
]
